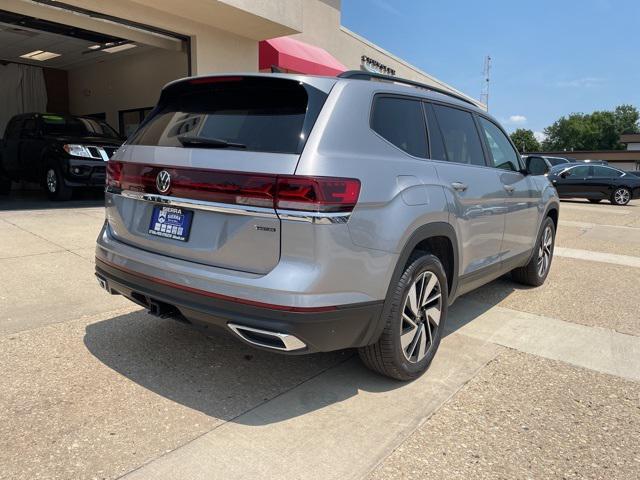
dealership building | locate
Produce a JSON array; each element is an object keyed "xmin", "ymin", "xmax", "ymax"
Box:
[{"xmin": 0, "ymin": 0, "xmax": 481, "ymax": 137}]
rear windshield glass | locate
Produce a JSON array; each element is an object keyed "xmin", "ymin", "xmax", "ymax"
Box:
[
  {"xmin": 42, "ymin": 115, "xmax": 119, "ymax": 138},
  {"xmin": 547, "ymin": 157, "xmax": 567, "ymax": 166},
  {"xmin": 128, "ymin": 77, "xmax": 326, "ymax": 154}
]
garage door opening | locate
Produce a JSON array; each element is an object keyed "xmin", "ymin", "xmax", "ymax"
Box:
[{"xmin": 0, "ymin": 9, "xmax": 189, "ymax": 139}]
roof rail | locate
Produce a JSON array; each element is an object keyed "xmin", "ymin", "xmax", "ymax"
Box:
[{"xmin": 337, "ymin": 70, "xmax": 477, "ymax": 107}]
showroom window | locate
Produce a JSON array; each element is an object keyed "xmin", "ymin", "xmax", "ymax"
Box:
[{"xmin": 119, "ymin": 107, "xmax": 153, "ymax": 138}]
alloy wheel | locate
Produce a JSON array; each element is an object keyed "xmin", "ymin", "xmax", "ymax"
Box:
[
  {"xmin": 537, "ymin": 225, "xmax": 553, "ymax": 277},
  {"xmin": 400, "ymin": 271, "xmax": 442, "ymax": 363},
  {"xmin": 614, "ymin": 188, "xmax": 630, "ymax": 205},
  {"xmin": 46, "ymin": 169, "xmax": 57, "ymax": 193}
]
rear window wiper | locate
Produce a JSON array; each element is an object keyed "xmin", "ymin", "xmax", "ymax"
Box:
[{"xmin": 177, "ymin": 135, "xmax": 246, "ymax": 149}]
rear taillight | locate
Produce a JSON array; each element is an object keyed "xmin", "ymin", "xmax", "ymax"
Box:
[
  {"xmin": 276, "ymin": 177, "xmax": 360, "ymax": 212},
  {"xmin": 106, "ymin": 160, "xmax": 122, "ymax": 188},
  {"xmin": 107, "ymin": 161, "xmax": 360, "ymax": 213}
]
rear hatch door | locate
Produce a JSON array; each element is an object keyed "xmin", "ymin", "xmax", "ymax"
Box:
[{"xmin": 106, "ymin": 75, "xmax": 332, "ymax": 274}]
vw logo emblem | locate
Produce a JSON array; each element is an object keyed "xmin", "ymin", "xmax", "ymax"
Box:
[{"xmin": 156, "ymin": 170, "xmax": 171, "ymax": 194}]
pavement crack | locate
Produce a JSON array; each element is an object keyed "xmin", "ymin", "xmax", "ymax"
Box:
[{"xmin": 1, "ymin": 217, "xmax": 92, "ymax": 261}]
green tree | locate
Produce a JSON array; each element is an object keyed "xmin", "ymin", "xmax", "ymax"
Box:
[
  {"xmin": 542, "ymin": 105, "xmax": 639, "ymax": 151},
  {"xmin": 510, "ymin": 129, "xmax": 541, "ymax": 153}
]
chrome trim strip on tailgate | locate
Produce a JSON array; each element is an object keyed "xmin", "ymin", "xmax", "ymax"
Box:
[
  {"xmin": 109, "ymin": 188, "xmax": 352, "ymax": 224},
  {"xmin": 113, "ymin": 188, "xmax": 277, "ymax": 218},
  {"xmin": 276, "ymin": 210, "xmax": 351, "ymax": 224}
]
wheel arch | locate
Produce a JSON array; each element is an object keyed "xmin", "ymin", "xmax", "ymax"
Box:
[
  {"xmin": 522, "ymin": 203, "xmax": 559, "ymax": 267},
  {"xmin": 546, "ymin": 203, "xmax": 559, "ymax": 230},
  {"xmin": 365, "ymin": 222, "xmax": 459, "ymax": 347}
]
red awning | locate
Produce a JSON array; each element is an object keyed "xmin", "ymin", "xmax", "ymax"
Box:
[{"xmin": 259, "ymin": 36, "xmax": 346, "ymax": 76}]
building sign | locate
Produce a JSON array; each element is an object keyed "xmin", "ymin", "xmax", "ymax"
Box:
[{"xmin": 361, "ymin": 55, "xmax": 396, "ymax": 76}]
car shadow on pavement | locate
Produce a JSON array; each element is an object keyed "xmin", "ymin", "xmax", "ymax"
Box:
[
  {"xmin": 443, "ymin": 275, "xmax": 534, "ymax": 336},
  {"xmin": 84, "ymin": 310, "xmax": 403, "ymax": 425},
  {"xmin": 0, "ymin": 188, "xmax": 105, "ymax": 211},
  {"xmin": 83, "ymin": 274, "xmax": 531, "ymax": 425}
]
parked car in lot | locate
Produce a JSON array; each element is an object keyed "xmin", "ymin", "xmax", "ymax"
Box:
[
  {"xmin": 95, "ymin": 72, "xmax": 559, "ymax": 380},
  {"xmin": 548, "ymin": 162, "xmax": 640, "ymax": 205},
  {"xmin": 581, "ymin": 159, "xmax": 608, "ymax": 165},
  {"xmin": 0, "ymin": 113, "xmax": 123, "ymax": 200}
]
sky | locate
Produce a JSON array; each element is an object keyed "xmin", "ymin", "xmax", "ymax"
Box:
[{"xmin": 341, "ymin": 0, "xmax": 640, "ymax": 141}]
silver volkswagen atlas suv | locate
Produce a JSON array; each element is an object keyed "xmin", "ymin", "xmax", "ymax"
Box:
[{"xmin": 95, "ymin": 72, "xmax": 559, "ymax": 380}]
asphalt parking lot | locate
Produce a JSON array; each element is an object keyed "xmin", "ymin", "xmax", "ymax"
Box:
[{"xmin": 1, "ymin": 193, "xmax": 639, "ymax": 480}]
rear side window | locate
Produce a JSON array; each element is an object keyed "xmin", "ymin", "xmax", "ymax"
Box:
[
  {"xmin": 432, "ymin": 105, "xmax": 485, "ymax": 166},
  {"xmin": 129, "ymin": 77, "xmax": 326, "ymax": 154},
  {"xmin": 371, "ymin": 96, "xmax": 428, "ymax": 158}
]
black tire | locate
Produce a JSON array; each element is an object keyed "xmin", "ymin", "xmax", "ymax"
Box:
[
  {"xmin": 359, "ymin": 253, "xmax": 448, "ymax": 381},
  {"xmin": 611, "ymin": 187, "xmax": 631, "ymax": 206},
  {"xmin": 511, "ymin": 217, "xmax": 555, "ymax": 287},
  {"xmin": 44, "ymin": 165, "xmax": 72, "ymax": 201},
  {"xmin": 588, "ymin": 199, "xmax": 602, "ymax": 204}
]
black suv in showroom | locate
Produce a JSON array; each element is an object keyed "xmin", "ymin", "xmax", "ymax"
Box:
[{"xmin": 0, "ymin": 113, "xmax": 123, "ymax": 200}]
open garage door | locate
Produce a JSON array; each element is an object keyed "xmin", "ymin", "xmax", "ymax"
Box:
[{"xmin": 0, "ymin": 8, "xmax": 189, "ymax": 138}]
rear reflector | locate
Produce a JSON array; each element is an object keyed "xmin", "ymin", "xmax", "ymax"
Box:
[{"xmin": 107, "ymin": 161, "xmax": 360, "ymax": 213}]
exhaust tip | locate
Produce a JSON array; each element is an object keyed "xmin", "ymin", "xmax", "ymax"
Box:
[{"xmin": 228, "ymin": 323, "xmax": 306, "ymax": 352}]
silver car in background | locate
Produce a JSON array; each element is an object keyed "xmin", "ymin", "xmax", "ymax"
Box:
[{"xmin": 95, "ymin": 72, "xmax": 559, "ymax": 380}]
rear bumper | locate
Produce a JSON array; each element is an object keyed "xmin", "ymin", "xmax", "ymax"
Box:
[{"xmin": 95, "ymin": 258, "xmax": 384, "ymax": 354}]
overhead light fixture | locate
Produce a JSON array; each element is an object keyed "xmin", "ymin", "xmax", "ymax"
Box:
[
  {"xmin": 88, "ymin": 45, "xmax": 101, "ymax": 50},
  {"xmin": 103, "ymin": 43, "xmax": 137, "ymax": 53},
  {"xmin": 20, "ymin": 50, "xmax": 61, "ymax": 61}
]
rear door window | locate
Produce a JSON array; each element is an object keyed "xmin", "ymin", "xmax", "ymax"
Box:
[
  {"xmin": 432, "ymin": 104, "xmax": 486, "ymax": 166},
  {"xmin": 129, "ymin": 77, "xmax": 326, "ymax": 154},
  {"xmin": 592, "ymin": 166, "xmax": 623, "ymax": 177},
  {"xmin": 370, "ymin": 96, "xmax": 428, "ymax": 158},
  {"xmin": 566, "ymin": 165, "xmax": 591, "ymax": 177}
]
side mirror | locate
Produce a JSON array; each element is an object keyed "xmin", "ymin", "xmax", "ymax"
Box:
[
  {"xmin": 559, "ymin": 170, "xmax": 570, "ymax": 178},
  {"xmin": 524, "ymin": 157, "xmax": 549, "ymax": 176}
]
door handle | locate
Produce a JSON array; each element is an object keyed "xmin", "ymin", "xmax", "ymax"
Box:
[
  {"xmin": 451, "ymin": 182, "xmax": 467, "ymax": 192},
  {"xmin": 503, "ymin": 185, "xmax": 515, "ymax": 193}
]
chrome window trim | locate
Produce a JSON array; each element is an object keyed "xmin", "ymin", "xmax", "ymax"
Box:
[{"xmin": 109, "ymin": 188, "xmax": 352, "ymax": 223}]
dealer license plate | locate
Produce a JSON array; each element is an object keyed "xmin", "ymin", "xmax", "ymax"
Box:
[{"xmin": 148, "ymin": 205, "xmax": 193, "ymax": 242}]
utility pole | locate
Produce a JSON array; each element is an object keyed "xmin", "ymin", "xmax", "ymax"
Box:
[{"xmin": 481, "ymin": 55, "xmax": 491, "ymax": 111}]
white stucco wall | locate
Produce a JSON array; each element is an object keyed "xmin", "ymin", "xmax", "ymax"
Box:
[{"xmin": 67, "ymin": 49, "xmax": 187, "ymax": 129}]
